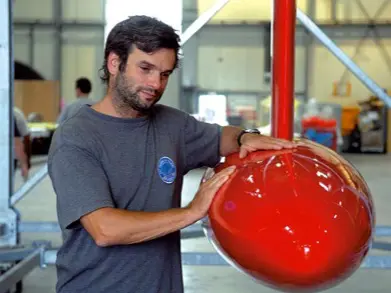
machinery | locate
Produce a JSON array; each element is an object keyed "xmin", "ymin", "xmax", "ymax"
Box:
[
  {"xmin": 342, "ymin": 94, "xmax": 388, "ymax": 154},
  {"xmin": 28, "ymin": 122, "xmax": 57, "ymax": 156}
]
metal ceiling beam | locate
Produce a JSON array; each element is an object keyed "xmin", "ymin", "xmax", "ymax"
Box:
[
  {"xmin": 13, "ymin": 20, "xmax": 105, "ymax": 29},
  {"xmin": 297, "ymin": 8, "xmax": 391, "ymax": 107},
  {"xmin": 195, "ymin": 22, "xmax": 391, "ymax": 46},
  {"xmin": 13, "ymin": 20, "xmax": 391, "ymax": 39},
  {"xmin": 181, "ymin": 0, "xmax": 231, "ymax": 45}
]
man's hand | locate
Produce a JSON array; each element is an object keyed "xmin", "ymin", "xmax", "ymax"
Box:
[
  {"xmin": 21, "ymin": 163, "xmax": 29, "ymax": 181},
  {"xmin": 187, "ymin": 166, "xmax": 236, "ymax": 219},
  {"xmin": 239, "ymin": 134, "xmax": 297, "ymax": 159}
]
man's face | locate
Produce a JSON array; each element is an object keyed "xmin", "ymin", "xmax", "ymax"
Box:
[{"xmin": 111, "ymin": 46, "xmax": 176, "ymax": 114}]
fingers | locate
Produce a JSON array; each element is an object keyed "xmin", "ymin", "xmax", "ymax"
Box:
[
  {"xmin": 206, "ymin": 166, "xmax": 236, "ymax": 187},
  {"xmin": 258, "ymin": 136, "xmax": 297, "ymax": 150},
  {"xmin": 267, "ymin": 137, "xmax": 296, "ymax": 148}
]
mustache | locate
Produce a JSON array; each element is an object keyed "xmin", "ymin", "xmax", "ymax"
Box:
[{"xmin": 138, "ymin": 87, "xmax": 159, "ymax": 96}]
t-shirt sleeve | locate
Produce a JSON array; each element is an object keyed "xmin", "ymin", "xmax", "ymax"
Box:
[
  {"xmin": 57, "ymin": 107, "xmax": 69, "ymax": 124},
  {"xmin": 48, "ymin": 144, "xmax": 115, "ymax": 230},
  {"xmin": 183, "ymin": 114, "xmax": 222, "ymax": 172},
  {"xmin": 14, "ymin": 110, "xmax": 30, "ymax": 136}
]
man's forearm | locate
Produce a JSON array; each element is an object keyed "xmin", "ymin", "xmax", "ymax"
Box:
[
  {"xmin": 219, "ymin": 126, "xmax": 243, "ymax": 157},
  {"xmin": 14, "ymin": 138, "xmax": 28, "ymax": 167},
  {"xmin": 81, "ymin": 207, "xmax": 199, "ymax": 247}
]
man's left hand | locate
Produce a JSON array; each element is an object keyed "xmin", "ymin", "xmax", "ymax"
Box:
[{"xmin": 239, "ymin": 133, "xmax": 297, "ymax": 159}]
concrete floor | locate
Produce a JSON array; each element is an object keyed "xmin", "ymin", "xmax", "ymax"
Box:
[{"xmin": 9, "ymin": 153, "xmax": 391, "ymax": 292}]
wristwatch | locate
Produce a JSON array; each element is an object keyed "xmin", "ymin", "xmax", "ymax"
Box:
[{"xmin": 237, "ymin": 128, "xmax": 261, "ymax": 147}]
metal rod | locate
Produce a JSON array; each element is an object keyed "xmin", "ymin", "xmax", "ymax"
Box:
[
  {"xmin": 296, "ymin": 8, "xmax": 391, "ymax": 107},
  {"xmin": 331, "ymin": 0, "xmax": 337, "ymax": 22},
  {"xmin": 16, "ymin": 220, "xmax": 206, "ymax": 237},
  {"xmin": 17, "ymin": 220, "xmax": 391, "ymax": 238},
  {"xmin": 0, "ymin": 248, "xmax": 35, "ymax": 262},
  {"xmin": 41, "ymin": 249, "xmax": 391, "ymax": 269},
  {"xmin": 303, "ymin": 0, "xmax": 316, "ymax": 101},
  {"xmin": 0, "ymin": 248, "xmax": 42, "ymax": 293},
  {"xmin": 14, "ymin": 20, "xmax": 105, "ymax": 28},
  {"xmin": 28, "ymin": 25, "xmax": 34, "ymax": 67},
  {"xmin": 10, "ymin": 164, "xmax": 48, "ymax": 206},
  {"xmin": 53, "ymin": 0, "xmax": 62, "ymax": 82},
  {"xmin": 375, "ymin": 225, "xmax": 391, "ymax": 237},
  {"xmin": 0, "ymin": 0, "xmax": 13, "ymax": 211},
  {"xmin": 19, "ymin": 221, "xmax": 60, "ymax": 233},
  {"xmin": 338, "ymin": 0, "xmax": 391, "ymax": 87},
  {"xmin": 180, "ymin": 0, "xmax": 231, "ymax": 45},
  {"xmin": 271, "ymin": 0, "xmax": 296, "ymax": 140}
]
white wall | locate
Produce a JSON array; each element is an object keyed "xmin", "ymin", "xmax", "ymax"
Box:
[
  {"xmin": 13, "ymin": 0, "xmax": 105, "ymax": 104},
  {"xmin": 197, "ymin": 46, "xmax": 306, "ymax": 95},
  {"xmin": 62, "ymin": 0, "xmax": 104, "ymax": 21},
  {"xmin": 309, "ymin": 39, "xmax": 391, "ymax": 102},
  {"xmin": 193, "ymin": 0, "xmax": 391, "ymax": 106},
  {"xmin": 14, "ymin": 0, "xmax": 53, "ymax": 20}
]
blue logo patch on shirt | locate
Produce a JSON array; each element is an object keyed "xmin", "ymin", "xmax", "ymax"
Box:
[{"xmin": 158, "ymin": 156, "xmax": 176, "ymax": 184}]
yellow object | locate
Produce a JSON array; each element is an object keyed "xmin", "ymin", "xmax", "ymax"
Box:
[
  {"xmin": 260, "ymin": 95, "xmax": 301, "ymax": 110},
  {"xmin": 28, "ymin": 122, "xmax": 58, "ymax": 131},
  {"xmin": 259, "ymin": 96, "xmax": 302, "ymax": 127},
  {"xmin": 340, "ymin": 106, "xmax": 360, "ymax": 136}
]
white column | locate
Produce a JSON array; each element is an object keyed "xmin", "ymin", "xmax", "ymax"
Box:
[{"xmin": 0, "ymin": 0, "xmax": 17, "ymax": 247}]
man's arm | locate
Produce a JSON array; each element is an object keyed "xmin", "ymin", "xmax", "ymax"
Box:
[
  {"xmin": 23, "ymin": 135, "xmax": 32, "ymax": 168},
  {"xmin": 49, "ymin": 143, "xmax": 234, "ymax": 247},
  {"xmin": 81, "ymin": 207, "xmax": 197, "ymax": 247},
  {"xmin": 219, "ymin": 125, "xmax": 297, "ymax": 158},
  {"xmin": 14, "ymin": 137, "xmax": 29, "ymax": 168},
  {"xmin": 56, "ymin": 106, "xmax": 68, "ymax": 124},
  {"xmin": 14, "ymin": 111, "xmax": 32, "ymax": 169},
  {"xmin": 219, "ymin": 126, "xmax": 243, "ymax": 157}
]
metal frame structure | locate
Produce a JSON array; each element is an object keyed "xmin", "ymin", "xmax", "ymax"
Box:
[{"xmin": 2, "ymin": 0, "xmax": 391, "ymax": 292}]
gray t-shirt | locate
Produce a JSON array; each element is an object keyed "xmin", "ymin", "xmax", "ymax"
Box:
[
  {"xmin": 57, "ymin": 97, "xmax": 96, "ymax": 124},
  {"xmin": 47, "ymin": 104, "xmax": 221, "ymax": 293}
]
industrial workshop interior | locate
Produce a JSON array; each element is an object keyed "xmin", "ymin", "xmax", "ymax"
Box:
[{"xmin": 2, "ymin": 0, "xmax": 391, "ymax": 292}]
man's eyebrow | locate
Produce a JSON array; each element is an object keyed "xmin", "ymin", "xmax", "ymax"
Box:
[
  {"xmin": 138, "ymin": 60, "xmax": 155, "ymax": 68},
  {"xmin": 138, "ymin": 60, "xmax": 173, "ymax": 74}
]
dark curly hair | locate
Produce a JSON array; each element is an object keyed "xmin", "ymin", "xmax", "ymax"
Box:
[{"xmin": 100, "ymin": 15, "xmax": 181, "ymax": 85}]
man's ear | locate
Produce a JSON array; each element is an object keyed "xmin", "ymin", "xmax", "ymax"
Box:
[{"xmin": 107, "ymin": 52, "xmax": 120, "ymax": 76}]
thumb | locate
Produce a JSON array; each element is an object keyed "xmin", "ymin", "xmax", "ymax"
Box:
[{"xmin": 239, "ymin": 147, "xmax": 248, "ymax": 159}]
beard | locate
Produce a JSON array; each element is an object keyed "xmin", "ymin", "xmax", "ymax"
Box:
[{"xmin": 112, "ymin": 71, "xmax": 162, "ymax": 115}]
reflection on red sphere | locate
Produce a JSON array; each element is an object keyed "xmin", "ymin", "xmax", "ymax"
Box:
[{"xmin": 203, "ymin": 138, "xmax": 375, "ymax": 292}]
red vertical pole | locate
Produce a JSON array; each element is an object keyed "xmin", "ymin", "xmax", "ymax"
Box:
[{"xmin": 271, "ymin": 0, "xmax": 296, "ymax": 140}]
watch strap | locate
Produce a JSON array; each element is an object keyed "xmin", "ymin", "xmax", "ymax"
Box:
[{"xmin": 237, "ymin": 129, "xmax": 261, "ymax": 147}]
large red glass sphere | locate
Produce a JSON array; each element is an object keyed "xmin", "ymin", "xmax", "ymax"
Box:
[{"xmin": 202, "ymin": 138, "xmax": 375, "ymax": 292}]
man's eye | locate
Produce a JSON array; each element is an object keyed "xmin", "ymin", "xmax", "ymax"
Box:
[{"xmin": 140, "ymin": 67, "xmax": 150, "ymax": 71}]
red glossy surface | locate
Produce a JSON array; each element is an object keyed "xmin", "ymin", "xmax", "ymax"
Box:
[
  {"xmin": 204, "ymin": 139, "xmax": 375, "ymax": 292},
  {"xmin": 271, "ymin": 0, "xmax": 296, "ymax": 140}
]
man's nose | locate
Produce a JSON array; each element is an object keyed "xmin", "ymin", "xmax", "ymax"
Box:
[{"xmin": 147, "ymin": 73, "xmax": 161, "ymax": 90}]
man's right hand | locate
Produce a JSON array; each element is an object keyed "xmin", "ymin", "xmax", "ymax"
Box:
[
  {"xmin": 188, "ymin": 166, "xmax": 236, "ymax": 220},
  {"xmin": 21, "ymin": 163, "xmax": 29, "ymax": 181}
]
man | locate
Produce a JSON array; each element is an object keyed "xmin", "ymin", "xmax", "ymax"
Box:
[
  {"xmin": 57, "ymin": 77, "xmax": 94, "ymax": 123},
  {"xmin": 48, "ymin": 16, "xmax": 296, "ymax": 293}
]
